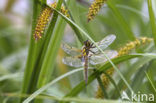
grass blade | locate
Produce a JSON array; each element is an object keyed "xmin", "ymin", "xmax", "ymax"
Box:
[
  {"xmin": 112, "ymin": 56, "xmax": 154, "ymax": 98},
  {"xmin": 3, "ymin": 93, "xmax": 131, "ymax": 103},
  {"xmin": 127, "ymin": 63, "xmax": 150, "ymax": 95},
  {"xmin": 37, "ymin": 18, "xmax": 66, "ymax": 87},
  {"xmin": 20, "ymin": 0, "xmax": 41, "ymax": 102},
  {"xmin": 0, "ymin": 72, "xmax": 22, "ymax": 82},
  {"xmin": 96, "ymin": 73, "xmax": 109, "ymax": 99},
  {"xmin": 36, "ymin": 0, "xmax": 64, "ymax": 88},
  {"xmin": 103, "ymin": 71, "xmax": 121, "ymax": 99},
  {"xmin": 145, "ymin": 72, "xmax": 156, "ymax": 93},
  {"xmin": 116, "ymin": 4, "xmax": 148, "ymax": 19},
  {"xmin": 107, "ymin": 0, "xmax": 135, "ymax": 41},
  {"xmin": 147, "ymin": 0, "xmax": 156, "ymax": 47},
  {"xmin": 22, "ymin": 68, "xmax": 92, "ymax": 103}
]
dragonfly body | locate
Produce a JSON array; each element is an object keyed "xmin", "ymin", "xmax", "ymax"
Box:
[
  {"xmin": 81, "ymin": 40, "xmax": 95, "ymax": 84},
  {"xmin": 62, "ymin": 34, "xmax": 118, "ymax": 84}
]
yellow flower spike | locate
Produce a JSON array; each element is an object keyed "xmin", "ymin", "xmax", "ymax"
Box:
[
  {"xmin": 87, "ymin": 0, "xmax": 107, "ymax": 22},
  {"xmin": 95, "ymin": 37, "xmax": 153, "ymax": 99},
  {"xmin": 33, "ymin": 2, "xmax": 69, "ymax": 41},
  {"xmin": 60, "ymin": 6, "xmax": 69, "ymax": 17},
  {"xmin": 34, "ymin": 6, "xmax": 53, "ymax": 40}
]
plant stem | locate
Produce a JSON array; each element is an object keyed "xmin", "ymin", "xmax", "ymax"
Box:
[
  {"xmin": 63, "ymin": 0, "xmax": 84, "ymax": 43},
  {"xmin": 107, "ymin": 0, "xmax": 135, "ymax": 41},
  {"xmin": 19, "ymin": 0, "xmax": 41, "ymax": 102},
  {"xmin": 96, "ymin": 73, "xmax": 109, "ymax": 98},
  {"xmin": 147, "ymin": 0, "xmax": 156, "ymax": 47},
  {"xmin": 36, "ymin": 0, "xmax": 64, "ymax": 89},
  {"xmin": 27, "ymin": 0, "xmax": 64, "ymax": 95}
]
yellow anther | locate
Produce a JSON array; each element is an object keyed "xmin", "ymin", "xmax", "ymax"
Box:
[{"xmin": 87, "ymin": 0, "xmax": 107, "ymax": 22}]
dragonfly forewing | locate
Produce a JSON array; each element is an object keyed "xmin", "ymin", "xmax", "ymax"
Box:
[
  {"xmin": 89, "ymin": 50, "xmax": 118, "ymax": 65},
  {"xmin": 90, "ymin": 34, "xmax": 116, "ymax": 53},
  {"xmin": 62, "ymin": 43, "xmax": 81, "ymax": 56},
  {"xmin": 62, "ymin": 56, "xmax": 83, "ymax": 67}
]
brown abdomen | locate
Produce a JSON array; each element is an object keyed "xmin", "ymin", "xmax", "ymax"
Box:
[{"xmin": 84, "ymin": 56, "xmax": 88, "ymax": 84}]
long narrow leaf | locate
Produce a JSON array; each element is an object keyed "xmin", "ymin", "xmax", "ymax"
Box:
[
  {"xmin": 148, "ymin": 0, "xmax": 156, "ymax": 47},
  {"xmin": 23, "ymin": 68, "xmax": 92, "ymax": 103},
  {"xmin": 145, "ymin": 72, "xmax": 156, "ymax": 93},
  {"xmin": 4, "ymin": 93, "xmax": 131, "ymax": 103},
  {"xmin": 20, "ymin": 0, "xmax": 41, "ymax": 102},
  {"xmin": 107, "ymin": 0, "xmax": 135, "ymax": 40}
]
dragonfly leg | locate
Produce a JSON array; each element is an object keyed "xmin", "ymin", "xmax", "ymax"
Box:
[
  {"xmin": 76, "ymin": 55, "xmax": 82, "ymax": 59},
  {"xmin": 90, "ymin": 43, "xmax": 96, "ymax": 48},
  {"xmin": 89, "ymin": 50, "xmax": 96, "ymax": 54}
]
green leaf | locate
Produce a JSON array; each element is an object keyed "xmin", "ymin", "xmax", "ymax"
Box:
[
  {"xmin": 103, "ymin": 71, "xmax": 121, "ymax": 99},
  {"xmin": 112, "ymin": 56, "xmax": 153, "ymax": 98},
  {"xmin": 20, "ymin": 0, "xmax": 42, "ymax": 102},
  {"xmin": 37, "ymin": 18, "xmax": 66, "ymax": 87},
  {"xmin": 22, "ymin": 68, "xmax": 90, "ymax": 103},
  {"xmin": 95, "ymin": 72, "xmax": 109, "ymax": 99},
  {"xmin": 145, "ymin": 72, "xmax": 156, "ymax": 93},
  {"xmin": 4, "ymin": 93, "xmax": 132, "ymax": 103},
  {"xmin": 128, "ymin": 62, "xmax": 150, "ymax": 94},
  {"xmin": 37, "ymin": 0, "xmax": 64, "ymax": 88},
  {"xmin": 107, "ymin": 0, "xmax": 135, "ymax": 41},
  {"xmin": 147, "ymin": 0, "xmax": 156, "ymax": 47},
  {"xmin": 0, "ymin": 72, "xmax": 22, "ymax": 82}
]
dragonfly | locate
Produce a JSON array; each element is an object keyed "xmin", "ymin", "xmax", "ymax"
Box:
[{"xmin": 62, "ymin": 34, "xmax": 118, "ymax": 84}]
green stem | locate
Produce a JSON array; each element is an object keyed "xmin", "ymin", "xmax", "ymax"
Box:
[
  {"xmin": 63, "ymin": 0, "xmax": 84, "ymax": 43},
  {"xmin": 145, "ymin": 72, "xmax": 156, "ymax": 93},
  {"xmin": 19, "ymin": 0, "xmax": 41, "ymax": 102},
  {"xmin": 147, "ymin": 0, "xmax": 156, "ymax": 47},
  {"xmin": 35, "ymin": 18, "xmax": 66, "ymax": 103},
  {"xmin": 36, "ymin": 0, "xmax": 63, "ymax": 88},
  {"xmin": 27, "ymin": 0, "xmax": 63, "ymax": 95},
  {"xmin": 107, "ymin": 0, "xmax": 135, "ymax": 41},
  {"xmin": 103, "ymin": 71, "xmax": 121, "ymax": 99},
  {"xmin": 95, "ymin": 72, "xmax": 109, "ymax": 99}
]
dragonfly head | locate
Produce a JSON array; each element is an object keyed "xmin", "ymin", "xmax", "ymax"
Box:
[{"xmin": 84, "ymin": 40, "xmax": 91, "ymax": 47}]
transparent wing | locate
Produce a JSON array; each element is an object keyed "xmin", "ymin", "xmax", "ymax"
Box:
[
  {"xmin": 62, "ymin": 56, "xmax": 83, "ymax": 67},
  {"xmin": 89, "ymin": 50, "xmax": 118, "ymax": 65},
  {"xmin": 90, "ymin": 34, "xmax": 116, "ymax": 53},
  {"xmin": 61, "ymin": 43, "xmax": 81, "ymax": 56}
]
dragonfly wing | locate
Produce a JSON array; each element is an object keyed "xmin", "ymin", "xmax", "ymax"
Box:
[
  {"xmin": 89, "ymin": 50, "xmax": 118, "ymax": 65},
  {"xmin": 61, "ymin": 43, "xmax": 81, "ymax": 56},
  {"xmin": 62, "ymin": 56, "xmax": 83, "ymax": 67},
  {"xmin": 91, "ymin": 34, "xmax": 116, "ymax": 53}
]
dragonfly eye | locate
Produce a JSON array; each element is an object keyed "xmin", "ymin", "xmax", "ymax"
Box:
[{"xmin": 84, "ymin": 40, "xmax": 91, "ymax": 47}]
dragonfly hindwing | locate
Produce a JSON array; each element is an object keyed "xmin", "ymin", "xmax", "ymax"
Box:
[
  {"xmin": 89, "ymin": 50, "xmax": 118, "ymax": 65},
  {"xmin": 91, "ymin": 34, "xmax": 116, "ymax": 53},
  {"xmin": 62, "ymin": 56, "xmax": 83, "ymax": 67}
]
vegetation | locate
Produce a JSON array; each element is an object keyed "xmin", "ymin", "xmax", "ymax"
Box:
[{"xmin": 0, "ymin": 0, "xmax": 156, "ymax": 103}]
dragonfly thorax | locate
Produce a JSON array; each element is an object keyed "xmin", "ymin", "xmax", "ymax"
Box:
[{"xmin": 82, "ymin": 40, "xmax": 95, "ymax": 56}]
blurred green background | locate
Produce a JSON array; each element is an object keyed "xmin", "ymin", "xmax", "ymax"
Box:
[{"xmin": 0, "ymin": 0, "xmax": 156, "ymax": 103}]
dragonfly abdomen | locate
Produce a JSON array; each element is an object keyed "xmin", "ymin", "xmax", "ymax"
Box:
[{"xmin": 84, "ymin": 55, "xmax": 89, "ymax": 84}]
